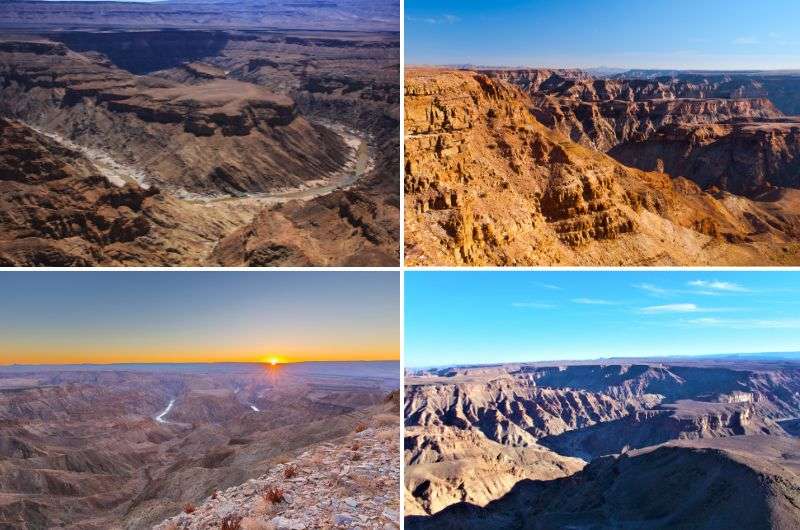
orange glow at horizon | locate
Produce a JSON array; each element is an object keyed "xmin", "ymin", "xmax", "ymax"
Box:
[{"xmin": 1, "ymin": 343, "xmax": 400, "ymax": 365}]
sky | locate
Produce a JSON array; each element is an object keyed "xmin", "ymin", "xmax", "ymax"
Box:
[
  {"xmin": 0, "ymin": 272, "xmax": 399, "ymax": 365},
  {"xmin": 405, "ymin": 271, "xmax": 800, "ymax": 368},
  {"xmin": 406, "ymin": 0, "xmax": 800, "ymax": 70}
]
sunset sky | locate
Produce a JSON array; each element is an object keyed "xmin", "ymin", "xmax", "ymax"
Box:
[{"xmin": 0, "ymin": 272, "xmax": 399, "ymax": 365}]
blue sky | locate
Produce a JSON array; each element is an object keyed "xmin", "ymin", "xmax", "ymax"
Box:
[
  {"xmin": 405, "ymin": 271, "xmax": 800, "ymax": 367},
  {"xmin": 0, "ymin": 272, "xmax": 399, "ymax": 364},
  {"xmin": 406, "ymin": 0, "xmax": 800, "ymax": 69}
]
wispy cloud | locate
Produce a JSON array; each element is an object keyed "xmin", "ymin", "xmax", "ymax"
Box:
[
  {"xmin": 512, "ymin": 302, "xmax": 555, "ymax": 309},
  {"xmin": 533, "ymin": 282, "xmax": 562, "ymax": 291},
  {"xmin": 688, "ymin": 280, "xmax": 748, "ymax": 293},
  {"xmin": 640, "ymin": 303, "xmax": 699, "ymax": 314},
  {"xmin": 407, "ymin": 14, "xmax": 461, "ymax": 25},
  {"xmin": 633, "ymin": 283, "xmax": 670, "ymax": 296},
  {"xmin": 733, "ymin": 36, "xmax": 759, "ymax": 45},
  {"xmin": 687, "ymin": 317, "xmax": 800, "ymax": 329},
  {"xmin": 572, "ymin": 298, "xmax": 618, "ymax": 306}
]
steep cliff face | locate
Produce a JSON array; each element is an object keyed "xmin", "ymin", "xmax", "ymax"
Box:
[
  {"xmin": 405, "ymin": 379, "xmax": 633, "ymax": 444},
  {"xmin": 490, "ymin": 70, "xmax": 785, "ymax": 151},
  {"xmin": 404, "ymin": 69, "xmax": 800, "ymax": 266},
  {"xmin": 404, "ymin": 426, "xmax": 584, "ymax": 517},
  {"xmin": 0, "ymin": 117, "xmax": 268, "ymax": 266},
  {"xmin": 611, "ymin": 119, "xmax": 800, "ymax": 196},
  {"xmin": 0, "ymin": 39, "xmax": 348, "ymax": 196},
  {"xmin": 407, "ymin": 436, "xmax": 800, "ymax": 530},
  {"xmin": 404, "ymin": 363, "xmax": 800, "ymax": 519},
  {"xmin": 0, "ymin": 28, "xmax": 400, "ymax": 265}
]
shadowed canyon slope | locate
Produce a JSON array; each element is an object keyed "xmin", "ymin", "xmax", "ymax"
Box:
[
  {"xmin": 404, "ymin": 68, "xmax": 800, "ymax": 265},
  {"xmin": 404, "ymin": 360, "xmax": 800, "ymax": 528},
  {"xmin": 0, "ymin": 20, "xmax": 399, "ymax": 266},
  {"xmin": 0, "ymin": 362, "xmax": 399, "ymax": 529}
]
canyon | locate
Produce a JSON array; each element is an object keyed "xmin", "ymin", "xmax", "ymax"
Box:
[
  {"xmin": 0, "ymin": 2, "xmax": 399, "ymax": 266},
  {"xmin": 405, "ymin": 68, "xmax": 800, "ymax": 265},
  {"xmin": 0, "ymin": 362, "xmax": 400, "ymax": 529},
  {"xmin": 404, "ymin": 359, "xmax": 800, "ymax": 529}
]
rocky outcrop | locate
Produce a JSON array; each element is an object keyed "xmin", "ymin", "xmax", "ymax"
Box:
[
  {"xmin": 0, "ymin": 37, "xmax": 349, "ymax": 195},
  {"xmin": 539, "ymin": 400, "xmax": 784, "ymax": 460},
  {"xmin": 155, "ymin": 424, "xmax": 400, "ymax": 530},
  {"xmin": 404, "ymin": 69, "xmax": 800, "ymax": 266},
  {"xmin": 404, "ymin": 426, "xmax": 583, "ymax": 516},
  {"xmin": 611, "ymin": 118, "xmax": 800, "ymax": 196},
  {"xmin": 404, "ymin": 362, "xmax": 800, "ymax": 519},
  {"xmin": 407, "ymin": 435, "xmax": 800, "ymax": 530},
  {"xmin": 405, "ymin": 379, "xmax": 634, "ymax": 444},
  {"xmin": 490, "ymin": 70, "xmax": 784, "ymax": 151}
]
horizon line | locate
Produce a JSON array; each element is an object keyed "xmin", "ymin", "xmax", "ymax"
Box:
[
  {"xmin": 0, "ymin": 359, "xmax": 400, "ymax": 368},
  {"xmin": 406, "ymin": 64, "xmax": 800, "ymax": 73},
  {"xmin": 405, "ymin": 350, "xmax": 800, "ymax": 369}
]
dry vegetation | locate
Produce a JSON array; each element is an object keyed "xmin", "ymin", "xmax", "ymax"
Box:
[
  {"xmin": 283, "ymin": 465, "xmax": 297, "ymax": 479},
  {"xmin": 263, "ymin": 486, "xmax": 285, "ymax": 504},
  {"xmin": 220, "ymin": 515, "xmax": 242, "ymax": 530}
]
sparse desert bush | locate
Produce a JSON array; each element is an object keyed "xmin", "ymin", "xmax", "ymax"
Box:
[
  {"xmin": 221, "ymin": 515, "xmax": 242, "ymax": 530},
  {"xmin": 263, "ymin": 486, "xmax": 285, "ymax": 504},
  {"xmin": 183, "ymin": 502, "xmax": 196, "ymax": 514},
  {"xmin": 351, "ymin": 451, "xmax": 362, "ymax": 461},
  {"xmin": 211, "ymin": 490, "xmax": 219, "ymax": 500},
  {"xmin": 283, "ymin": 464, "xmax": 298, "ymax": 479},
  {"xmin": 354, "ymin": 421, "xmax": 367, "ymax": 433},
  {"xmin": 351, "ymin": 441, "xmax": 361, "ymax": 451}
]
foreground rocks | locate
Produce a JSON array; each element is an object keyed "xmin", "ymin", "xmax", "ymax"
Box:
[{"xmin": 155, "ymin": 424, "xmax": 400, "ymax": 530}]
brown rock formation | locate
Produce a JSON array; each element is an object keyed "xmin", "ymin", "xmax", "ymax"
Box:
[
  {"xmin": 0, "ymin": 27, "xmax": 400, "ymax": 266},
  {"xmin": 0, "ymin": 363, "xmax": 399, "ymax": 529},
  {"xmin": 407, "ymin": 435, "xmax": 800, "ymax": 530},
  {"xmin": 611, "ymin": 118, "xmax": 800, "ymax": 196},
  {"xmin": 404, "ymin": 361, "xmax": 800, "ymax": 520},
  {"xmin": 404, "ymin": 69, "xmax": 800, "ymax": 266}
]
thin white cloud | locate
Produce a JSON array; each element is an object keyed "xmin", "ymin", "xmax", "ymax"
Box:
[
  {"xmin": 687, "ymin": 317, "xmax": 800, "ymax": 329},
  {"xmin": 512, "ymin": 302, "xmax": 555, "ymax": 309},
  {"xmin": 640, "ymin": 303, "xmax": 699, "ymax": 314},
  {"xmin": 633, "ymin": 283, "xmax": 670, "ymax": 296},
  {"xmin": 688, "ymin": 280, "xmax": 748, "ymax": 293},
  {"xmin": 533, "ymin": 282, "xmax": 562, "ymax": 291},
  {"xmin": 733, "ymin": 36, "xmax": 759, "ymax": 45},
  {"xmin": 407, "ymin": 14, "xmax": 461, "ymax": 25},
  {"xmin": 572, "ymin": 298, "xmax": 618, "ymax": 306}
]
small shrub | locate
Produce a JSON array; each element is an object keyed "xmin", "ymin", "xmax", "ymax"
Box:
[
  {"xmin": 263, "ymin": 486, "xmax": 285, "ymax": 504},
  {"xmin": 211, "ymin": 490, "xmax": 219, "ymax": 500},
  {"xmin": 350, "ymin": 441, "xmax": 361, "ymax": 451},
  {"xmin": 283, "ymin": 464, "xmax": 298, "ymax": 479},
  {"xmin": 354, "ymin": 422, "xmax": 367, "ymax": 433},
  {"xmin": 183, "ymin": 503, "xmax": 196, "ymax": 514},
  {"xmin": 351, "ymin": 451, "xmax": 361, "ymax": 462},
  {"xmin": 220, "ymin": 515, "xmax": 242, "ymax": 530}
]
